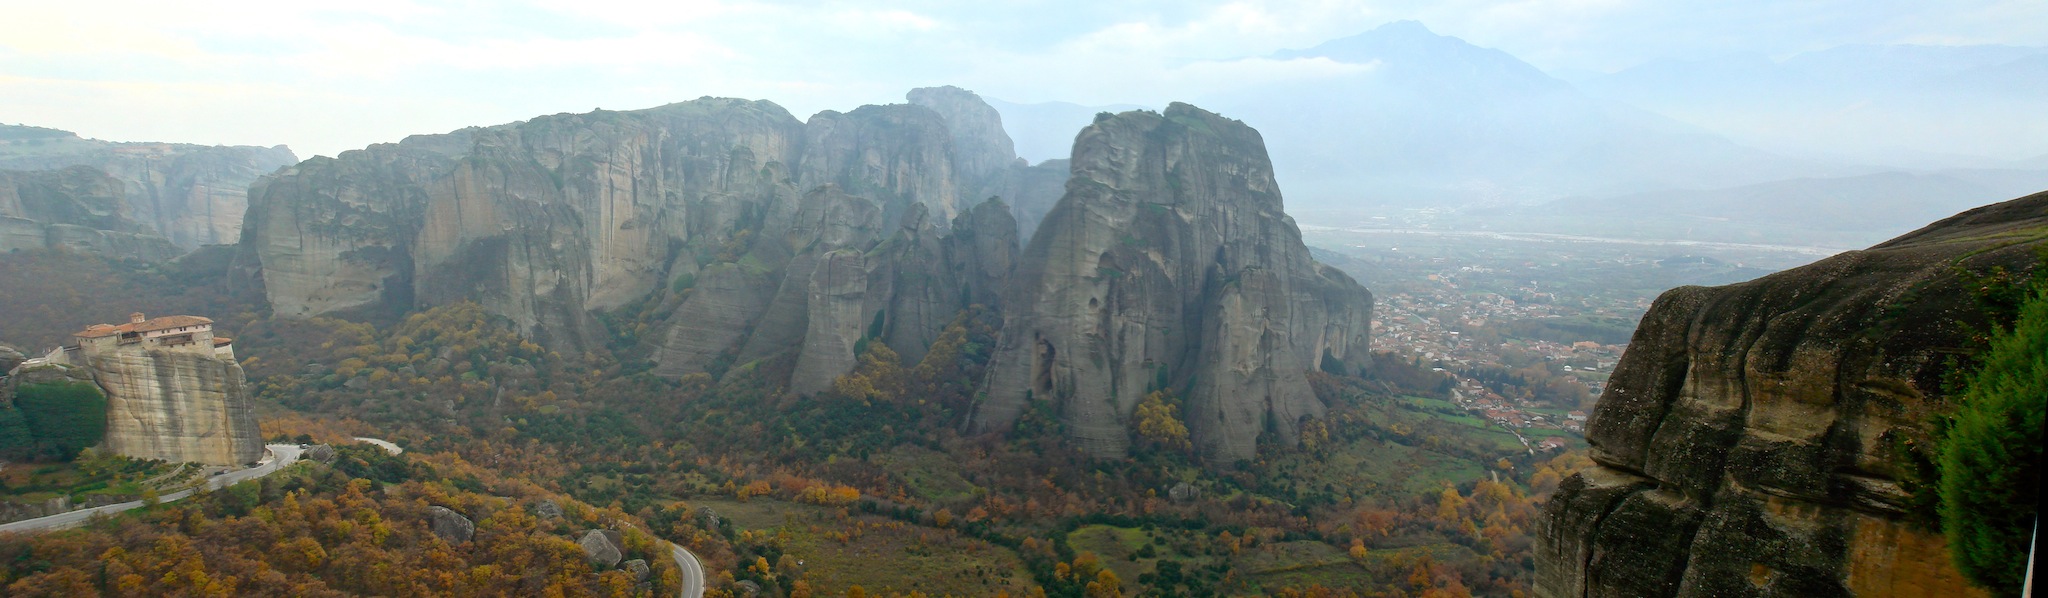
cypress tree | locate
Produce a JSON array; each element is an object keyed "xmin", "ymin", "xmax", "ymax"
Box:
[{"xmin": 1938, "ymin": 284, "xmax": 2045, "ymax": 594}]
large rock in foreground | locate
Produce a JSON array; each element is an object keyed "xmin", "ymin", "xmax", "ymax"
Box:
[
  {"xmin": 970, "ymin": 104, "xmax": 1373, "ymax": 463},
  {"xmin": 1535, "ymin": 192, "xmax": 2048, "ymax": 597}
]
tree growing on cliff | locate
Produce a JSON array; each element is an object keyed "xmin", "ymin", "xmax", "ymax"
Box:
[
  {"xmin": 8, "ymin": 380, "xmax": 107, "ymax": 460},
  {"xmin": 1938, "ymin": 283, "xmax": 2045, "ymax": 594}
]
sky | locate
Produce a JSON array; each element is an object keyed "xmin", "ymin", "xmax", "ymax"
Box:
[{"xmin": 3, "ymin": 0, "xmax": 2043, "ymax": 159}]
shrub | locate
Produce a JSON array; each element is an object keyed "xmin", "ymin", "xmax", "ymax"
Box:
[
  {"xmin": 12, "ymin": 381, "xmax": 108, "ymax": 459},
  {"xmin": 1938, "ymin": 284, "xmax": 2045, "ymax": 594}
]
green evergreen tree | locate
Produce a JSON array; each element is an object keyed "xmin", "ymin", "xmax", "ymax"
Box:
[
  {"xmin": 1938, "ymin": 283, "xmax": 2045, "ymax": 594},
  {"xmin": 13, "ymin": 380, "xmax": 108, "ymax": 459}
]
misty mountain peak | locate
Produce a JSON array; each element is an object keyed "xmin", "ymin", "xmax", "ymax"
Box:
[{"xmin": 1271, "ymin": 20, "xmax": 1561, "ymax": 90}]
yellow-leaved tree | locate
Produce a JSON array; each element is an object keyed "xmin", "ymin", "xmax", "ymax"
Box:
[{"xmin": 1131, "ymin": 390, "xmax": 1191, "ymax": 452}]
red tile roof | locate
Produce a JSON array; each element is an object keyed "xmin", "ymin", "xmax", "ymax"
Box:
[{"xmin": 75, "ymin": 315, "xmax": 214, "ymax": 339}]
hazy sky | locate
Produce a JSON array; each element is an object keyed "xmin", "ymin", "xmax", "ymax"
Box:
[{"xmin": 3, "ymin": 0, "xmax": 2042, "ymax": 158}]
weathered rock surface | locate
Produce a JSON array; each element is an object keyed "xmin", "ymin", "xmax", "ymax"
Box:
[
  {"xmin": 304, "ymin": 444, "xmax": 337, "ymax": 463},
  {"xmin": 578, "ymin": 529, "xmax": 624, "ymax": 567},
  {"xmin": 428, "ymin": 506, "xmax": 475, "ymax": 544},
  {"xmin": 83, "ymin": 348, "xmax": 264, "ymax": 467},
  {"xmin": 0, "ymin": 125, "xmax": 295, "ymax": 248},
  {"xmin": 1535, "ymin": 192, "xmax": 2048, "ymax": 598},
  {"xmin": 534, "ymin": 499, "xmax": 563, "ymax": 520},
  {"xmin": 249, "ymin": 86, "xmax": 1054, "ymax": 393},
  {"xmin": 0, "ymin": 166, "xmax": 182, "ymax": 260},
  {"xmin": 969, "ymin": 104, "xmax": 1374, "ymax": 463}
]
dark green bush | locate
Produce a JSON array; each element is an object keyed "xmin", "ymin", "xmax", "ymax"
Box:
[
  {"xmin": 1938, "ymin": 284, "xmax": 2045, "ymax": 594},
  {"xmin": 11, "ymin": 381, "xmax": 107, "ymax": 459}
]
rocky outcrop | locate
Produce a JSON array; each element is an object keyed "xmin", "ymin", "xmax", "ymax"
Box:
[
  {"xmin": 992, "ymin": 158, "xmax": 1070, "ymax": 241},
  {"xmin": 0, "ymin": 125, "xmax": 295, "ymax": 248},
  {"xmin": 249, "ymin": 87, "xmax": 1051, "ymax": 387},
  {"xmin": 968, "ymin": 104, "xmax": 1374, "ymax": 463},
  {"xmin": 578, "ymin": 529, "xmax": 624, "ymax": 568},
  {"xmin": 82, "ymin": 348, "xmax": 264, "ymax": 467},
  {"xmin": 304, "ymin": 444, "xmax": 337, "ymax": 463},
  {"xmin": 1535, "ymin": 192, "xmax": 2048, "ymax": 598},
  {"xmin": 428, "ymin": 506, "xmax": 475, "ymax": 544},
  {"xmin": 0, "ymin": 167, "xmax": 182, "ymax": 260}
]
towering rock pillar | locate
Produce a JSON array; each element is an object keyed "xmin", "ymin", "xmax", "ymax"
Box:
[
  {"xmin": 970, "ymin": 104, "xmax": 1372, "ymax": 463},
  {"xmin": 69, "ymin": 314, "xmax": 263, "ymax": 466},
  {"xmin": 86, "ymin": 350, "xmax": 263, "ymax": 466}
]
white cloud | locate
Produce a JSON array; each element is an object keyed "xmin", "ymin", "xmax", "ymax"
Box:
[{"xmin": 2, "ymin": 0, "xmax": 2042, "ymax": 157}]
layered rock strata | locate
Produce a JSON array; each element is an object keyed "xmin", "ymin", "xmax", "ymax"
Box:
[
  {"xmin": 969, "ymin": 104, "xmax": 1374, "ymax": 463},
  {"xmin": 1535, "ymin": 192, "xmax": 2048, "ymax": 597}
]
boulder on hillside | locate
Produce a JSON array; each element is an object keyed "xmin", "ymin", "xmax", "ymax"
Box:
[
  {"xmin": 427, "ymin": 506, "xmax": 474, "ymax": 544},
  {"xmin": 624, "ymin": 559, "xmax": 650, "ymax": 582},
  {"xmin": 303, "ymin": 444, "xmax": 337, "ymax": 463},
  {"xmin": 578, "ymin": 529, "xmax": 623, "ymax": 568},
  {"xmin": 533, "ymin": 499, "xmax": 563, "ymax": 520}
]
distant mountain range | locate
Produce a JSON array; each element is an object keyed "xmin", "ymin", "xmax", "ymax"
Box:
[
  {"xmin": 1460, "ymin": 169, "xmax": 2048, "ymax": 248},
  {"xmin": 983, "ymin": 21, "xmax": 2047, "ymax": 244}
]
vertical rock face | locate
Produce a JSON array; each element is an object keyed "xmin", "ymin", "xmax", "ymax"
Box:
[
  {"xmin": 83, "ymin": 348, "xmax": 264, "ymax": 466},
  {"xmin": 0, "ymin": 166, "xmax": 182, "ymax": 260},
  {"xmin": 1535, "ymin": 192, "xmax": 2047, "ymax": 598},
  {"xmin": 248, "ymin": 98, "xmax": 807, "ymax": 349},
  {"xmin": 969, "ymin": 104, "xmax": 1373, "ymax": 463},
  {"xmin": 249, "ymin": 88, "xmax": 1047, "ymax": 391},
  {"xmin": 0, "ymin": 125, "xmax": 295, "ymax": 248}
]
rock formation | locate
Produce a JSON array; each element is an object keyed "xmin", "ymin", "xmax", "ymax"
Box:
[
  {"xmin": 81, "ymin": 343, "xmax": 264, "ymax": 467},
  {"xmin": 1535, "ymin": 192, "xmax": 2048, "ymax": 597},
  {"xmin": 0, "ymin": 166, "xmax": 182, "ymax": 260},
  {"xmin": 0, "ymin": 124, "xmax": 295, "ymax": 248},
  {"xmin": 247, "ymin": 87, "xmax": 1059, "ymax": 392},
  {"xmin": 969, "ymin": 104, "xmax": 1374, "ymax": 463},
  {"xmin": 578, "ymin": 529, "xmax": 624, "ymax": 568},
  {"xmin": 428, "ymin": 506, "xmax": 475, "ymax": 544}
]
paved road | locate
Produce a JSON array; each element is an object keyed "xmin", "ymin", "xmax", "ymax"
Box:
[
  {"xmin": 354, "ymin": 437, "xmax": 402, "ymax": 455},
  {"xmin": 668, "ymin": 541, "xmax": 706, "ymax": 598},
  {"xmin": 0, "ymin": 444, "xmax": 305, "ymax": 534}
]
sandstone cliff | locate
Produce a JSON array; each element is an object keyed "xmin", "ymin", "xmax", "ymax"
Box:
[
  {"xmin": 1536, "ymin": 192, "xmax": 2047, "ymax": 597},
  {"xmin": 0, "ymin": 125, "xmax": 295, "ymax": 248},
  {"xmin": 0, "ymin": 166, "xmax": 182, "ymax": 260},
  {"xmin": 82, "ymin": 348, "xmax": 265, "ymax": 467},
  {"xmin": 969, "ymin": 104, "xmax": 1373, "ymax": 463},
  {"xmin": 247, "ymin": 87, "xmax": 1049, "ymax": 391}
]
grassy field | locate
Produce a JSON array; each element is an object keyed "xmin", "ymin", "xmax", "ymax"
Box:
[
  {"xmin": 869, "ymin": 445, "xmax": 982, "ymax": 503},
  {"xmin": 695, "ymin": 498, "xmax": 1038, "ymax": 596}
]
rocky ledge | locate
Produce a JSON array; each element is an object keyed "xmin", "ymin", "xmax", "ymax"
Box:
[{"xmin": 1536, "ymin": 192, "xmax": 2047, "ymax": 597}]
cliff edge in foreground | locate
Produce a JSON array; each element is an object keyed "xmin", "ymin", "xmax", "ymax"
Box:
[{"xmin": 1536, "ymin": 191, "xmax": 2047, "ymax": 597}]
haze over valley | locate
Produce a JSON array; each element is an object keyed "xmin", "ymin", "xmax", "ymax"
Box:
[{"xmin": 0, "ymin": 2, "xmax": 2042, "ymax": 597}]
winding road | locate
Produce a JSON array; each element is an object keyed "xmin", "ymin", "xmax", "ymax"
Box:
[
  {"xmin": 0, "ymin": 438, "xmax": 707, "ymax": 597},
  {"xmin": 0, "ymin": 443, "xmax": 305, "ymax": 534},
  {"xmin": 669, "ymin": 541, "xmax": 707, "ymax": 598}
]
